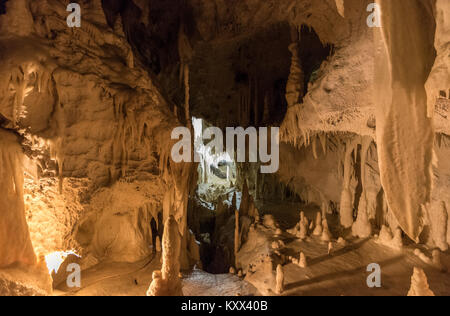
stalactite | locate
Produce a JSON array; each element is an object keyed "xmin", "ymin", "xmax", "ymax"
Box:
[
  {"xmin": 319, "ymin": 133, "xmax": 327, "ymax": 155},
  {"xmin": 375, "ymin": 0, "xmax": 435, "ymax": 242},
  {"xmin": 340, "ymin": 138, "xmax": 358, "ymax": 228},
  {"xmin": 312, "ymin": 135, "xmax": 318, "ymax": 159},
  {"xmin": 353, "ymin": 136, "xmax": 374, "ymax": 238}
]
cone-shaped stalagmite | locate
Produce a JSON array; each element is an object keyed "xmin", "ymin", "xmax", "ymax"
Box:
[
  {"xmin": 275, "ymin": 264, "xmax": 284, "ymax": 294},
  {"xmin": 407, "ymin": 267, "xmax": 435, "ymax": 296},
  {"xmin": 313, "ymin": 212, "xmax": 323, "ymax": 236},
  {"xmin": 0, "ymin": 130, "xmax": 36, "ymax": 268},
  {"xmin": 147, "ymin": 216, "xmax": 183, "ymax": 296},
  {"xmin": 299, "ymin": 252, "xmax": 307, "ymax": 268}
]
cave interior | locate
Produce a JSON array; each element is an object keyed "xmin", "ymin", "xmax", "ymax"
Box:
[{"xmin": 0, "ymin": 0, "xmax": 449, "ymax": 297}]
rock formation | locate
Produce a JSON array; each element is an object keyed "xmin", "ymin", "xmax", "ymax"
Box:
[
  {"xmin": 407, "ymin": 267, "xmax": 435, "ymax": 296},
  {"xmin": 147, "ymin": 216, "xmax": 183, "ymax": 296}
]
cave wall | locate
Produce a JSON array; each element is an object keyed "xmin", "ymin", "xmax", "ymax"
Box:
[{"xmin": 0, "ymin": 0, "xmax": 195, "ymax": 269}]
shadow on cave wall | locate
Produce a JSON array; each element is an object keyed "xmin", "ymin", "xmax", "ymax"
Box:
[
  {"xmin": 0, "ymin": 0, "xmax": 8, "ymax": 15},
  {"xmin": 101, "ymin": 0, "xmax": 193, "ymax": 75}
]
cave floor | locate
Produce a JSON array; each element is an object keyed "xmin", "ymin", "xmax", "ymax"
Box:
[
  {"xmin": 54, "ymin": 200, "xmax": 450, "ymax": 296},
  {"xmin": 278, "ymin": 237, "xmax": 450, "ymax": 296},
  {"xmin": 53, "ymin": 253, "xmax": 258, "ymax": 296},
  {"xmin": 249, "ymin": 200, "xmax": 450, "ymax": 296}
]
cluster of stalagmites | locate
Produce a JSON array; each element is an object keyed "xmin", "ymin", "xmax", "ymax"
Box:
[{"xmin": 287, "ymin": 211, "xmax": 331, "ymax": 243}]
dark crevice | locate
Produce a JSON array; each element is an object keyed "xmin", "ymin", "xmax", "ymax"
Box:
[{"xmin": 0, "ymin": 0, "xmax": 7, "ymax": 15}]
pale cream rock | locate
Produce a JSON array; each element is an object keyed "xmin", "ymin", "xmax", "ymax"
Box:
[
  {"xmin": 321, "ymin": 219, "xmax": 332, "ymax": 242},
  {"xmin": 155, "ymin": 236, "xmax": 162, "ymax": 253},
  {"xmin": 313, "ymin": 212, "xmax": 323, "ymax": 236},
  {"xmin": 407, "ymin": 267, "xmax": 435, "ymax": 296},
  {"xmin": 298, "ymin": 252, "xmax": 307, "ymax": 268},
  {"xmin": 335, "ymin": 0, "xmax": 345, "ymax": 18},
  {"xmin": 328, "ymin": 242, "xmax": 333, "ymax": 255},
  {"xmin": 147, "ymin": 216, "xmax": 183, "ymax": 296},
  {"xmin": 275, "ymin": 264, "xmax": 284, "ymax": 294}
]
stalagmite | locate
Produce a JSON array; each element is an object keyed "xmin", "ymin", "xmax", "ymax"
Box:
[
  {"xmin": 377, "ymin": 225, "xmax": 403, "ymax": 250},
  {"xmin": 352, "ymin": 206, "xmax": 372, "ymax": 239},
  {"xmin": 147, "ymin": 216, "xmax": 183, "ymax": 296},
  {"xmin": 275, "ymin": 264, "xmax": 284, "ymax": 294},
  {"xmin": 313, "ymin": 212, "xmax": 323, "ymax": 236},
  {"xmin": 321, "ymin": 219, "xmax": 332, "ymax": 242},
  {"xmin": 298, "ymin": 221, "xmax": 308, "ymax": 240},
  {"xmin": 299, "ymin": 252, "xmax": 307, "ymax": 268},
  {"xmin": 155, "ymin": 236, "xmax": 162, "ymax": 253},
  {"xmin": 328, "ymin": 242, "xmax": 333, "ymax": 255},
  {"xmin": 407, "ymin": 267, "xmax": 435, "ymax": 296},
  {"xmin": 0, "ymin": 129, "xmax": 37, "ymax": 268}
]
